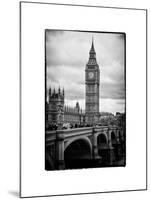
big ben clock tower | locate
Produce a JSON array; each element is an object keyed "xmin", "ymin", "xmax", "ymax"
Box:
[{"xmin": 85, "ymin": 38, "xmax": 100, "ymax": 125}]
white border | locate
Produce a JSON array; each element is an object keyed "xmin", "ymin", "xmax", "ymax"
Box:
[{"xmin": 21, "ymin": 2, "xmax": 146, "ymax": 197}]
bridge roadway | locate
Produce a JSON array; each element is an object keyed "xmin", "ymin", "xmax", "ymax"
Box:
[{"xmin": 46, "ymin": 126, "xmax": 124, "ymax": 170}]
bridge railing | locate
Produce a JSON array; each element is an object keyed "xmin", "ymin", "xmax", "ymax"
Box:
[
  {"xmin": 46, "ymin": 127, "xmax": 93, "ymax": 142},
  {"xmin": 59, "ymin": 127, "xmax": 93, "ymax": 139},
  {"xmin": 94, "ymin": 126, "xmax": 109, "ymax": 132},
  {"xmin": 46, "ymin": 126, "xmax": 122, "ymax": 143}
]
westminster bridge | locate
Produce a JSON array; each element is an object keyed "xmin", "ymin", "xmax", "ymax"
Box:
[{"xmin": 45, "ymin": 126, "xmax": 125, "ymax": 170}]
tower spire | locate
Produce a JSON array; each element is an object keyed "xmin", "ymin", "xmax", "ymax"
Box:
[
  {"xmin": 92, "ymin": 36, "xmax": 94, "ymax": 49},
  {"xmin": 90, "ymin": 36, "xmax": 95, "ymax": 53},
  {"xmin": 88, "ymin": 36, "xmax": 96, "ymax": 61}
]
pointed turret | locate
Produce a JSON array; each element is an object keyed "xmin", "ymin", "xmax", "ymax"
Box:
[
  {"xmin": 49, "ymin": 87, "xmax": 51, "ymax": 95},
  {"xmin": 63, "ymin": 88, "xmax": 64, "ymax": 96},
  {"xmin": 58, "ymin": 86, "xmax": 61, "ymax": 94},
  {"xmin": 49, "ymin": 87, "xmax": 51, "ymax": 102},
  {"xmin": 76, "ymin": 102, "xmax": 80, "ymax": 113}
]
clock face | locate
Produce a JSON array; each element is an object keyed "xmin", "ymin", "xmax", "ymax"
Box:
[{"xmin": 88, "ymin": 72, "xmax": 94, "ymax": 79}]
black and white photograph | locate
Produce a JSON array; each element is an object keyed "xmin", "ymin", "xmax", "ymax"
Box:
[
  {"xmin": 18, "ymin": 1, "xmax": 147, "ymax": 197},
  {"xmin": 45, "ymin": 30, "xmax": 126, "ymax": 170}
]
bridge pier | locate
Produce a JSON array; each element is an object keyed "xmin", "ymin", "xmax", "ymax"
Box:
[
  {"xmin": 108, "ymin": 129, "xmax": 115, "ymax": 165},
  {"xmin": 108, "ymin": 147, "xmax": 114, "ymax": 165},
  {"xmin": 56, "ymin": 131, "xmax": 65, "ymax": 170},
  {"xmin": 92, "ymin": 128, "xmax": 100, "ymax": 159}
]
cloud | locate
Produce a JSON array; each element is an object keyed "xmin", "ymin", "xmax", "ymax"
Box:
[
  {"xmin": 46, "ymin": 30, "xmax": 88, "ymax": 68},
  {"xmin": 101, "ymin": 82, "xmax": 125, "ymax": 99},
  {"xmin": 100, "ymin": 99, "xmax": 125, "ymax": 114},
  {"xmin": 47, "ymin": 65, "xmax": 85, "ymax": 101}
]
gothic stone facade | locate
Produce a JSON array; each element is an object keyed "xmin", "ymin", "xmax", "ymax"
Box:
[
  {"xmin": 47, "ymin": 87, "xmax": 64, "ymax": 129},
  {"xmin": 64, "ymin": 103, "xmax": 84, "ymax": 126},
  {"xmin": 46, "ymin": 88, "xmax": 84, "ymax": 128}
]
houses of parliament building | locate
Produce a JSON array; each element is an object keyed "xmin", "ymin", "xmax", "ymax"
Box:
[{"xmin": 46, "ymin": 39, "xmax": 100, "ymax": 129}]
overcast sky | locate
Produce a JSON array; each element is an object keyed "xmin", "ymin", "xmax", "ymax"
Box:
[{"xmin": 46, "ymin": 30, "xmax": 125, "ymax": 114}]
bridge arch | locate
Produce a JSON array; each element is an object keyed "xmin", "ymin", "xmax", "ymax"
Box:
[
  {"xmin": 64, "ymin": 137, "xmax": 92, "ymax": 169},
  {"xmin": 97, "ymin": 133, "xmax": 108, "ymax": 145},
  {"xmin": 64, "ymin": 136, "xmax": 92, "ymax": 153}
]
